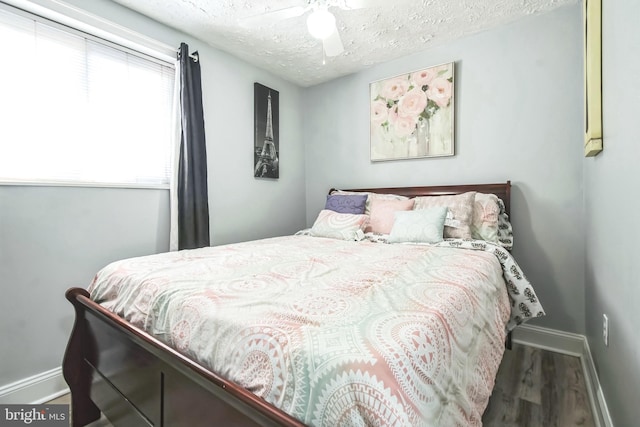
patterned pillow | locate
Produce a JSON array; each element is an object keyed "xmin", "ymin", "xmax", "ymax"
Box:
[
  {"xmin": 324, "ymin": 194, "xmax": 368, "ymax": 214},
  {"xmin": 471, "ymin": 193, "xmax": 500, "ymax": 243},
  {"xmin": 497, "ymin": 198, "xmax": 514, "ymax": 250},
  {"xmin": 367, "ymin": 198, "xmax": 415, "ymax": 234},
  {"xmin": 413, "ymin": 192, "xmax": 476, "ymax": 239},
  {"xmin": 310, "ymin": 210, "xmax": 368, "ymax": 241},
  {"xmin": 332, "ymin": 190, "xmax": 408, "ymax": 215},
  {"xmin": 388, "ymin": 207, "xmax": 448, "ymax": 244}
]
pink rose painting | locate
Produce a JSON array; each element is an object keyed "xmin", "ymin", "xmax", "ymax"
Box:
[{"xmin": 370, "ymin": 62, "xmax": 454, "ymax": 161}]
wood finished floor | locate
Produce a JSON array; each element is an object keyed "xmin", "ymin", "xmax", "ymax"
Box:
[
  {"xmin": 482, "ymin": 343, "xmax": 595, "ymax": 427},
  {"xmin": 49, "ymin": 343, "xmax": 595, "ymax": 426}
]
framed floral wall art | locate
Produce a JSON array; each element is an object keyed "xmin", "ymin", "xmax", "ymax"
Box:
[{"xmin": 370, "ymin": 62, "xmax": 455, "ymax": 161}]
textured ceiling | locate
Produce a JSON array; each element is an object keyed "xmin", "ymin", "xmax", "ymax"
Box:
[{"xmin": 111, "ymin": 0, "xmax": 577, "ymax": 87}]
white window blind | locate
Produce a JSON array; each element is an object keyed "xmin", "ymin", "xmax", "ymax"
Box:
[{"xmin": 0, "ymin": 5, "xmax": 175, "ymax": 187}]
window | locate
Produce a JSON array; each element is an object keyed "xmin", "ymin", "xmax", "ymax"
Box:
[{"xmin": 0, "ymin": 5, "xmax": 175, "ymax": 187}]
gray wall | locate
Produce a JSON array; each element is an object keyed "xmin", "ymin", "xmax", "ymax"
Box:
[
  {"xmin": 303, "ymin": 5, "xmax": 585, "ymax": 334},
  {"xmin": 583, "ymin": 0, "xmax": 640, "ymax": 425},
  {"xmin": 0, "ymin": 0, "xmax": 305, "ymax": 387},
  {"xmin": 0, "ymin": 186, "xmax": 169, "ymax": 383}
]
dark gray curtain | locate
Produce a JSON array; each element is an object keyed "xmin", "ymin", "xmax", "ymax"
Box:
[{"xmin": 178, "ymin": 43, "xmax": 210, "ymax": 250}]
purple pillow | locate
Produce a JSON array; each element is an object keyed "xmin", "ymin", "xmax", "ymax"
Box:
[{"xmin": 324, "ymin": 194, "xmax": 368, "ymax": 214}]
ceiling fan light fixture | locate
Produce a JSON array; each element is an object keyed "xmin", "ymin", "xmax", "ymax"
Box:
[{"xmin": 306, "ymin": 8, "xmax": 336, "ymax": 40}]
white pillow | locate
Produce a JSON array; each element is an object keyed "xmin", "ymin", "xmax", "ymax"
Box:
[
  {"xmin": 388, "ymin": 207, "xmax": 448, "ymax": 244},
  {"xmin": 310, "ymin": 210, "xmax": 368, "ymax": 241}
]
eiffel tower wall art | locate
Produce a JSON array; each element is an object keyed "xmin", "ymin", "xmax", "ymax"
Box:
[{"xmin": 254, "ymin": 83, "xmax": 280, "ymax": 179}]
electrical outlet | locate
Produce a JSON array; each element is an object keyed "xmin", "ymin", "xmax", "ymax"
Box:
[{"xmin": 603, "ymin": 314, "xmax": 609, "ymax": 346}]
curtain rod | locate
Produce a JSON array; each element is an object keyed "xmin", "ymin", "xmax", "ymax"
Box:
[{"xmin": 176, "ymin": 49, "xmax": 198, "ymax": 62}]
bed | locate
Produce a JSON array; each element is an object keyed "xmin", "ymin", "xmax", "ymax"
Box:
[{"xmin": 63, "ymin": 181, "xmax": 544, "ymax": 427}]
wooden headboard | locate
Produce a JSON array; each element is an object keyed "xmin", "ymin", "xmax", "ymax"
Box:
[{"xmin": 331, "ymin": 181, "xmax": 511, "ymax": 216}]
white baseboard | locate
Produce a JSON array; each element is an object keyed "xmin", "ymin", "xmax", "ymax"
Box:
[
  {"xmin": 512, "ymin": 323, "xmax": 585, "ymax": 356},
  {"xmin": 0, "ymin": 367, "xmax": 69, "ymax": 405},
  {"xmin": 513, "ymin": 324, "xmax": 614, "ymax": 427}
]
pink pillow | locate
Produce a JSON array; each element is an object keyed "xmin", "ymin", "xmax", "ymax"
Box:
[
  {"xmin": 367, "ymin": 198, "xmax": 415, "ymax": 234},
  {"xmin": 413, "ymin": 192, "xmax": 475, "ymax": 239}
]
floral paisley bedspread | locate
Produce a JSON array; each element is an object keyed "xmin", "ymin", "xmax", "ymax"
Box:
[{"xmin": 89, "ymin": 235, "xmax": 543, "ymax": 426}]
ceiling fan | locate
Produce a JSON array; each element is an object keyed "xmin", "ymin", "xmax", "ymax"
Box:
[{"xmin": 240, "ymin": 0, "xmax": 383, "ymax": 58}]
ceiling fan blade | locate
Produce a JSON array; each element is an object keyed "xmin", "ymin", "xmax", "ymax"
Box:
[
  {"xmin": 323, "ymin": 28, "xmax": 344, "ymax": 57},
  {"xmin": 240, "ymin": 5, "xmax": 307, "ymax": 27}
]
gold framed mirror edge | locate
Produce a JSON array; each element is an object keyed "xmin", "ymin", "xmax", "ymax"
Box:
[{"xmin": 584, "ymin": 0, "xmax": 603, "ymax": 157}]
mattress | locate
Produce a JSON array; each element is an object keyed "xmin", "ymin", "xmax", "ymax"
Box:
[{"xmin": 89, "ymin": 235, "xmax": 543, "ymax": 426}]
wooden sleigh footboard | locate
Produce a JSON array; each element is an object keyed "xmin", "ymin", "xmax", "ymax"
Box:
[{"xmin": 63, "ymin": 288, "xmax": 305, "ymax": 427}]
